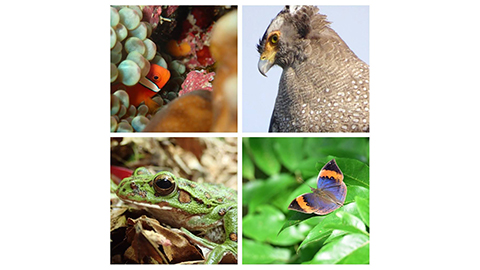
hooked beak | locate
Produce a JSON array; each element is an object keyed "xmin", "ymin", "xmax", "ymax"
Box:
[{"xmin": 258, "ymin": 55, "xmax": 274, "ymax": 77}]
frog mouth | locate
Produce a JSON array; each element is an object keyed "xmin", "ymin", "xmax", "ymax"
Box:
[
  {"xmin": 121, "ymin": 198, "xmax": 202, "ymax": 231},
  {"xmin": 122, "ymin": 199, "xmax": 173, "ymax": 211}
]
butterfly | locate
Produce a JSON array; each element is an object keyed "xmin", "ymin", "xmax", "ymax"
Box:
[{"xmin": 288, "ymin": 159, "xmax": 347, "ymax": 215}]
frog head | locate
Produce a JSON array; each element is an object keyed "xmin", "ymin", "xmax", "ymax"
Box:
[{"xmin": 116, "ymin": 167, "xmax": 235, "ymax": 231}]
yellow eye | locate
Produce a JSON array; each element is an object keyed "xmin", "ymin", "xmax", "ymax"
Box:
[{"xmin": 270, "ymin": 34, "xmax": 279, "ymax": 44}]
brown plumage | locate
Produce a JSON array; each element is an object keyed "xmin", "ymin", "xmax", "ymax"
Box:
[{"xmin": 257, "ymin": 6, "xmax": 369, "ymax": 132}]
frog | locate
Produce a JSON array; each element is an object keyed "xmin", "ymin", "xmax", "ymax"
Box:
[{"xmin": 115, "ymin": 167, "xmax": 237, "ymax": 264}]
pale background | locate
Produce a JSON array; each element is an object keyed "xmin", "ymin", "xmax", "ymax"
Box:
[{"xmin": 2, "ymin": 1, "xmax": 480, "ymax": 269}]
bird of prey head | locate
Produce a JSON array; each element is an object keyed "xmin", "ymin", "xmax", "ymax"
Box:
[
  {"xmin": 257, "ymin": 6, "xmax": 329, "ymax": 76},
  {"xmin": 256, "ymin": 6, "xmax": 369, "ymax": 132}
]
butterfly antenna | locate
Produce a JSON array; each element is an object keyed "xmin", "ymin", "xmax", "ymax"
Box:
[
  {"xmin": 294, "ymin": 170, "xmax": 303, "ymax": 183},
  {"xmin": 295, "ymin": 171, "xmax": 319, "ymax": 192}
]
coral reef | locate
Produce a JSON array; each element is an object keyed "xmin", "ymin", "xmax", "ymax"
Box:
[
  {"xmin": 111, "ymin": 5, "xmax": 236, "ymax": 132},
  {"xmin": 142, "ymin": 10, "xmax": 238, "ymax": 132},
  {"xmin": 179, "ymin": 70, "xmax": 215, "ymax": 96}
]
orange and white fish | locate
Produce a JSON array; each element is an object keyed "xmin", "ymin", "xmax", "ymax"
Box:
[{"xmin": 112, "ymin": 64, "xmax": 171, "ymax": 109}]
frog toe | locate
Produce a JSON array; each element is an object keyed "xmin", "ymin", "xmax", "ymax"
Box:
[{"xmin": 205, "ymin": 243, "xmax": 237, "ymax": 264}]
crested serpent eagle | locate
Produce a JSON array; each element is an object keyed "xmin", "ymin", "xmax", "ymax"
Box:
[{"xmin": 257, "ymin": 6, "xmax": 369, "ymax": 132}]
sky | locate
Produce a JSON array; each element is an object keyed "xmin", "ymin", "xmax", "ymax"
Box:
[{"xmin": 242, "ymin": 6, "xmax": 370, "ymax": 132}]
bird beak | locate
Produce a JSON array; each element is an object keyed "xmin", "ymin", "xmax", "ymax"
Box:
[{"xmin": 258, "ymin": 57, "xmax": 274, "ymax": 77}]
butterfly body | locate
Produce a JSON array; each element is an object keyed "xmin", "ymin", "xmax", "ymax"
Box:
[{"xmin": 288, "ymin": 159, "xmax": 347, "ymax": 215}]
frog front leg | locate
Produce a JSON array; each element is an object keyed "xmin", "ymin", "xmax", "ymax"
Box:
[
  {"xmin": 206, "ymin": 205, "xmax": 237, "ymax": 264},
  {"xmin": 182, "ymin": 204, "xmax": 237, "ymax": 264}
]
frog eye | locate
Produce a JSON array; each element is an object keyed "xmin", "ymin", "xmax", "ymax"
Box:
[{"xmin": 153, "ymin": 173, "xmax": 176, "ymax": 196}]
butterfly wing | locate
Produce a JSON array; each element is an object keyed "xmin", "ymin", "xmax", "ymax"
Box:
[
  {"xmin": 288, "ymin": 192, "xmax": 342, "ymax": 215},
  {"xmin": 288, "ymin": 159, "xmax": 347, "ymax": 215},
  {"xmin": 316, "ymin": 159, "xmax": 347, "ymax": 213}
]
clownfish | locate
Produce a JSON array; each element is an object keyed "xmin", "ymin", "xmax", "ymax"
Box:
[{"xmin": 112, "ymin": 64, "xmax": 171, "ymax": 110}]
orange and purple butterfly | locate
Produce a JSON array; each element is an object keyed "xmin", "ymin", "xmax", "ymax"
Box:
[{"xmin": 288, "ymin": 159, "xmax": 347, "ymax": 215}]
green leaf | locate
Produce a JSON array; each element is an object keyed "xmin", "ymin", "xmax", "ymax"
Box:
[
  {"xmin": 297, "ymin": 216, "xmax": 338, "ymax": 250},
  {"xmin": 249, "ymin": 138, "xmax": 281, "ymax": 176},
  {"xmin": 297, "ymin": 203, "xmax": 361, "ymax": 250},
  {"xmin": 243, "ymin": 205, "xmax": 284, "ymax": 242},
  {"xmin": 339, "ymin": 202, "xmax": 362, "ymax": 224},
  {"xmin": 279, "ymin": 211, "xmax": 321, "ymax": 235},
  {"xmin": 324, "ymin": 224, "xmax": 369, "ymax": 237},
  {"xmin": 242, "ymin": 142, "xmax": 255, "ymax": 180},
  {"xmin": 294, "ymin": 240, "xmax": 326, "ymax": 263},
  {"xmin": 243, "ymin": 205, "xmax": 307, "ymax": 246},
  {"xmin": 337, "ymin": 241, "xmax": 369, "ymax": 264},
  {"xmin": 345, "ymin": 185, "xmax": 369, "ymax": 205},
  {"xmin": 110, "ymin": 179, "xmax": 118, "ymax": 193},
  {"xmin": 242, "ymin": 174, "xmax": 297, "ymax": 212},
  {"xmin": 295, "ymin": 157, "xmax": 323, "ymax": 179},
  {"xmin": 323, "ymin": 212, "xmax": 368, "ymax": 237},
  {"xmin": 242, "ymin": 239, "xmax": 292, "ymax": 264},
  {"xmin": 355, "ymin": 196, "xmax": 370, "ymax": 227},
  {"xmin": 242, "ymin": 180, "xmax": 263, "ymax": 207},
  {"xmin": 274, "ymin": 138, "xmax": 305, "ymax": 172},
  {"xmin": 335, "ymin": 158, "xmax": 370, "ymax": 188},
  {"xmin": 336, "ymin": 211, "xmax": 366, "ymax": 231},
  {"xmin": 309, "ymin": 233, "xmax": 369, "ymax": 264},
  {"xmin": 304, "ymin": 138, "xmax": 369, "ymax": 163}
]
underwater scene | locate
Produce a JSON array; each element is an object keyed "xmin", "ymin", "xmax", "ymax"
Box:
[{"xmin": 110, "ymin": 6, "xmax": 237, "ymax": 132}]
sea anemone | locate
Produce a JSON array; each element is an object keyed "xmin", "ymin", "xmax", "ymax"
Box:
[
  {"xmin": 111, "ymin": 6, "xmax": 158, "ymax": 87},
  {"xmin": 111, "ymin": 90, "xmax": 152, "ymax": 132}
]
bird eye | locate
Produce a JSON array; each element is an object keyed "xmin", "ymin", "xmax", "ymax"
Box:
[{"xmin": 270, "ymin": 34, "xmax": 279, "ymax": 44}]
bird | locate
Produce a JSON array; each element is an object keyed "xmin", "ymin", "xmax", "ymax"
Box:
[{"xmin": 257, "ymin": 6, "xmax": 369, "ymax": 132}]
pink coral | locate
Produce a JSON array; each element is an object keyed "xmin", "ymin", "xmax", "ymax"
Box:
[
  {"xmin": 142, "ymin": 6, "xmax": 162, "ymax": 29},
  {"xmin": 180, "ymin": 26, "xmax": 215, "ymax": 70},
  {"xmin": 171, "ymin": 8, "xmax": 216, "ymax": 70},
  {"xmin": 179, "ymin": 70, "xmax": 215, "ymax": 96},
  {"xmin": 191, "ymin": 7, "xmax": 215, "ymax": 29},
  {"xmin": 165, "ymin": 6, "xmax": 178, "ymax": 17}
]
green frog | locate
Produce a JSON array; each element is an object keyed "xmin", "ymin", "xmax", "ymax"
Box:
[{"xmin": 116, "ymin": 167, "xmax": 237, "ymax": 264}]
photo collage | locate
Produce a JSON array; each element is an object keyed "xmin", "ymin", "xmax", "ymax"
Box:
[{"xmin": 110, "ymin": 5, "xmax": 370, "ymax": 264}]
